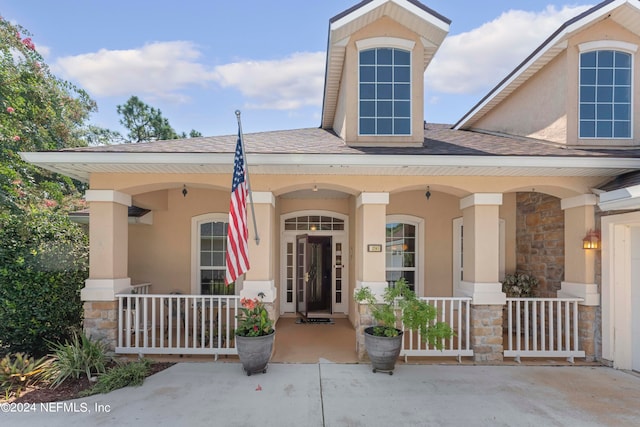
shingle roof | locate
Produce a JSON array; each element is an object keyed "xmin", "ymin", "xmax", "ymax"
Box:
[
  {"xmin": 598, "ymin": 170, "xmax": 640, "ymax": 191},
  {"xmin": 64, "ymin": 124, "xmax": 640, "ymax": 158}
]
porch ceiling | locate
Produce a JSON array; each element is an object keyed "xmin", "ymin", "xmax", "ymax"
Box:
[{"xmin": 20, "ymin": 151, "xmax": 639, "ymax": 183}]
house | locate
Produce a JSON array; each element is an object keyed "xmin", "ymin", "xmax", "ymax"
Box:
[{"xmin": 21, "ymin": 0, "xmax": 640, "ymax": 369}]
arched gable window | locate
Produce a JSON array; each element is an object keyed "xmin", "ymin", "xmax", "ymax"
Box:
[
  {"xmin": 579, "ymin": 41, "xmax": 635, "ymax": 139},
  {"xmin": 358, "ymin": 38, "xmax": 413, "ymax": 136}
]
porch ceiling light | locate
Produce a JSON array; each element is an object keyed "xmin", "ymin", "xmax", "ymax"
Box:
[{"xmin": 582, "ymin": 229, "xmax": 600, "ymax": 250}]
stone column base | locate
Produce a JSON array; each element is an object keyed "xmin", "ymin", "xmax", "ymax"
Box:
[
  {"xmin": 355, "ymin": 303, "xmax": 373, "ymax": 361},
  {"xmin": 83, "ymin": 301, "xmax": 118, "ymax": 352},
  {"xmin": 579, "ymin": 305, "xmax": 597, "ymax": 362},
  {"xmin": 471, "ymin": 305, "xmax": 504, "ymax": 363}
]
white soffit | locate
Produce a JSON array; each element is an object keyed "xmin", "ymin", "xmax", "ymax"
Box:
[{"xmin": 20, "ymin": 151, "xmax": 639, "ymax": 182}]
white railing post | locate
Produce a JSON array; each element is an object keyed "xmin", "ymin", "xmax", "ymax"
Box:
[
  {"xmin": 504, "ymin": 297, "xmax": 584, "ymax": 361},
  {"xmin": 401, "ymin": 297, "xmax": 473, "ymax": 360},
  {"xmin": 115, "ymin": 291, "xmax": 240, "ymax": 356}
]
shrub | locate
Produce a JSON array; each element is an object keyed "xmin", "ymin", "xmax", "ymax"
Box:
[
  {"xmin": 501, "ymin": 273, "xmax": 538, "ymax": 298},
  {"xmin": 354, "ymin": 278, "xmax": 454, "ymax": 348},
  {"xmin": 80, "ymin": 359, "xmax": 151, "ymax": 397},
  {"xmin": 0, "ymin": 210, "xmax": 88, "ymax": 356},
  {"xmin": 46, "ymin": 331, "xmax": 109, "ymax": 388},
  {"xmin": 1, "ymin": 352, "xmax": 51, "ymax": 398}
]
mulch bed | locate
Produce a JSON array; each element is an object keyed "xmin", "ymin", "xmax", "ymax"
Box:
[{"xmin": 6, "ymin": 362, "xmax": 174, "ymax": 404}]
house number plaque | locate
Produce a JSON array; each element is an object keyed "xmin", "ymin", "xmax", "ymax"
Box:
[{"xmin": 367, "ymin": 244, "xmax": 382, "ymax": 252}]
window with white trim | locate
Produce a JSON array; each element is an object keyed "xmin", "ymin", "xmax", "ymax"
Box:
[
  {"xmin": 192, "ymin": 214, "xmax": 238, "ymax": 295},
  {"xmin": 385, "ymin": 221, "xmax": 417, "ymax": 292},
  {"xmin": 579, "ymin": 49, "xmax": 632, "ymax": 139},
  {"xmin": 359, "ymin": 47, "xmax": 411, "ymax": 135}
]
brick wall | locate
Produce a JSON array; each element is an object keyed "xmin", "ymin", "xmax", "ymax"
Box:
[{"xmin": 516, "ymin": 193, "xmax": 564, "ymax": 297}]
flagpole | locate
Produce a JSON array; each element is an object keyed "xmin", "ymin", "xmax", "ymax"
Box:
[{"xmin": 235, "ymin": 110, "xmax": 260, "ymax": 245}]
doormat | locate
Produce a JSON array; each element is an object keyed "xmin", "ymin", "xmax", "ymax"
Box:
[{"xmin": 296, "ymin": 317, "xmax": 334, "ymax": 325}]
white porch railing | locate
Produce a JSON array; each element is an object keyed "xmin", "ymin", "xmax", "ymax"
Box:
[
  {"xmin": 504, "ymin": 297, "xmax": 585, "ymax": 363},
  {"xmin": 116, "ymin": 293, "xmax": 240, "ymax": 358},
  {"xmin": 401, "ymin": 297, "xmax": 473, "ymax": 362}
]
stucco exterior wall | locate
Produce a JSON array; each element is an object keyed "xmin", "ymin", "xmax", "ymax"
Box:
[
  {"xmin": 388, "ymin": 190, "xmax": 460, "ymax": 296},
  {"xmin": 337, "ymin": 16, "xmax": 426, "ymax": 145},
  {"xmin": 471, "ymin": 19, "xmax": 640, "ymax": 148},
  {"xmin": 128, "ymin": 187, "xmax": 228, "ymax": 294},
  {"xmin": 473, "ymin": 53, "xmax": 568, "ymax": 145}
]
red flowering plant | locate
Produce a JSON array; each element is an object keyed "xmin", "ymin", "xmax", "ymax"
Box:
[{"xmin": 235, "ymin": 292, "xmax": 274, "ymax": 337}]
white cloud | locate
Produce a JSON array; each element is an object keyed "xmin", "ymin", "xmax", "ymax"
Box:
[
  {"xmin": 212, "ymin": 52, "xmax": 326, "ymax": 110},
  {"xmin": 49, "ymin": 4, "xmax": 596, "ymax": 114},
  {"xmin": 53, "ymin": 41, "xmax": 217, "ymax": 101},
  {"xmin": 425, "ymin": 5, "xmax": 593, "ymax": 95}
]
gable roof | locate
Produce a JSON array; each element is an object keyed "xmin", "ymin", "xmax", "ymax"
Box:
[
  {"xmin": 454, "ymin": 0, "xmax": 640, "ymax": 130},
  {"xmin": 321, "ymin": 0, "xmax": 450, "ymax": 129}
]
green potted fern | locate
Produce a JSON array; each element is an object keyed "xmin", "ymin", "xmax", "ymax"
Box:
[{"xmin": 354, "ymin": 278, "xmax": 454, "ymax": 374}]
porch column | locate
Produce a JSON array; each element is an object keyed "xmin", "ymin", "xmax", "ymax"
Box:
[
  {"xmin": 354, "ymin": 192, "xmax": 389, "ymax": 360},
  {"xmin": 81, "ymin": 190, "xmax": 132, "ymax": 350},
  {"xmin": 241, "ymin": 192, "xmax": 278, "ymax": 322},
  {"xmin": 559, "ymin": 194, "xmax": 600, "ymax": 361},
  {"xmin": 457, "ymin": 193, "xmax": 505, "ymax": 363}
]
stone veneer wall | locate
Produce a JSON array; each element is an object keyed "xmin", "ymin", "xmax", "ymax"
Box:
[
  {"xmin": 516, "ymin": 193, "xmax": 564, "ymax": 297},
  {"xmin": 83, "ymin": 301, "xmax": 118, "ymax": 351},
  {"xmin": 471, "ymin": 305, "xmax": 503, "ymax": 363}
]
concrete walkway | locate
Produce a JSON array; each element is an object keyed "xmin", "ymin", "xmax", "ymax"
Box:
[{"xmin": 4, "ymin": 362, "xmax": 640, "ymax": 426}]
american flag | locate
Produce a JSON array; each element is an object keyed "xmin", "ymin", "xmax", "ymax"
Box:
[{"xmin": 225, "ymin": 130, "xmax": 250, "ymax": 285}]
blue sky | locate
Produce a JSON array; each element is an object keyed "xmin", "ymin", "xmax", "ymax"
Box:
[{"xmin": 2, "ymin": 1, "xmax": 594, "ymax": 138}]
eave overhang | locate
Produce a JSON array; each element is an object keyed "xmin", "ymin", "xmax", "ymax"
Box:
[
  {"xmin": 454, "ymin": 0, "xmax": 640, "ymax": 130},
  {"xmin": 599, "ymin": 184, "xmax": 640, "ymax": 210},
  {"xmin": 20, "ymin": 151, "xmax": 639, "ymax": 183},
  {"xmin": 321, "ymin": 0, "xmax": 450, "ymax": 129}
]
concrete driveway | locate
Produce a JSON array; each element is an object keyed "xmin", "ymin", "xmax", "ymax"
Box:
[{"xmin": 3, "ymin": 362, "xmax": 640, "ymax": 426}]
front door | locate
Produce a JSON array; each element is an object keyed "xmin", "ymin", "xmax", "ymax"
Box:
[
  {"xmin": 296, "ymin": 235, "xmax": 309, "ymax": 318},
  {"xmin": 296, "ymin": 235, "xmax": 333, "ymax": 318}
]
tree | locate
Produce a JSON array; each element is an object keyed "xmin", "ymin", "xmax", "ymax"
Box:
[
  {"xmin": 0, "ymin": 17, "xmax": 96, "ymax": 212},
  {"xmin": 117, "ymin": 96, "xmax": 179, "ymax": 142},
  {"xmin": 0, "ymin": 17, "xmax": 93, "ymax": 355}
]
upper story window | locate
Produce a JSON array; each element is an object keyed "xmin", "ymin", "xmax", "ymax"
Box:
[
  {"xmin": 359, "ymin": 47, "xmax": 411, "ymax": 135},
  {"xmin": 579, "ymin": 48, "xmax": 632, "ymax": 139}
]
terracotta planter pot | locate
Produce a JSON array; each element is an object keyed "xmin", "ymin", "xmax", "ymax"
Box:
[
  {"xmin": 235, "ymin": 332, "xmax": 275, "ymax": 376},
  {"xmin": 364, "ymin": 326, "xmax": 403, "ymax": 375}
]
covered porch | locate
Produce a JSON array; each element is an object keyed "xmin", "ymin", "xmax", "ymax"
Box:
[{"xmin": 78, "ymin": 174, "xmax": 605, "ymax": 364}]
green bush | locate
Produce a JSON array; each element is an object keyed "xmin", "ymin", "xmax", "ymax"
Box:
[
  {"xmin": 47, "ymin": 331, "xmax": 109, "ymax": 388},
  {"xmin": 0, "ymin": 210, "xmax": 88, "ymax": 356},
  {"xmin": 80, "ymin": 359, "xmax": 151, "ymax": 396},
  {"xmin": 1, "ymin": 352, "xmax": 51, "ymax": 398}
]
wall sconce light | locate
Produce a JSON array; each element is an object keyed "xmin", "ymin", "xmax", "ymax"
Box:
[
  {"xmin": 425, "ymin": 186, "xmax": 431, "ymax": 201},
  {"xmin": 182, "ymin": 185, "xmax": 188, "ymax": 198},
  {"xmin": 582, "ymin": 229, "xmax": 600, "ymax": 249},
  {"xmin": 312, "ymin": 185, "xmax": 318, "ymax": 192}
]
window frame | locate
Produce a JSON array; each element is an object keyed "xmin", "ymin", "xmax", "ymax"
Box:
[
  {"xmin": 357, "ymin": 37, "xmax": 415, "ymax": 137},
  {"xmin": 385, "ymin": 215, "xmax": 424, "ymax": 296},
  {"xmin": 190, "ymin": 213, "xmax": 241, "ymax": 295},
  {"xmin": 578, "ymin": 40, "xmax": 636, "ymax": 141}
]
